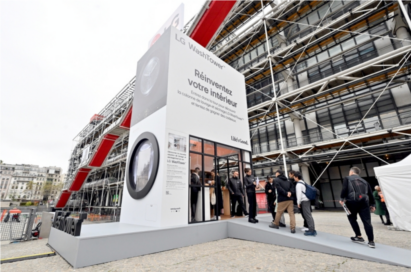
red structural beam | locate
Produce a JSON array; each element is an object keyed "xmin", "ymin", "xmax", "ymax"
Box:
[
  {"xmin": 119, "ymin": 106, "xmax": 132, "ymax": 129},
  {"xmin": 190, "ymin": 1, "xmax": 236, "ymax": 47},
  {"xmin": 69, "ymin": 168, "xmax": 92, "ymax": 191},
  {"xmin": 88, "ymin": 134, "xmax": 120, "ymax": 167},
  {"xmin": 55, "ymin": 190, "xmax": 72, "ymax": 208}
]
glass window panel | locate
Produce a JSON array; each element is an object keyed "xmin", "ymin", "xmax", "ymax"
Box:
[
  {"xmin": 329, "ymin": 166, "xmax": 341, "ymax": 179},
  {"xmin": 190, "ymin": 137, "xmax": 202, "ymax": 152},
  {"xmin": 238, "ymin": 56, "xmax": 244, "ymax": 66},
  {"xmin": 307, "ymin": 11, "xmax": 320, "ymax": 24},
  {"xmin": 320, "ymin": 182, "xmax": 335, "ymax": 208},
  {"xmin": 366, "ymin": 162, "xmax": 379, "ymax": 177},
  {"xmin": 330, "ymin": 0, "xmax": 343, "ymax": 11},
  {"xmin": 250, "ymin": 49, "xmax": 257, "ymax": 60},
  {"xmin": 341, "ymin": 38, "xmax": 355, "ymax": 51},
  {"xmin": 306, "ymin": 56, "xmax": 317, "ymax": 67},
  {"xmin": 380, "ymin": 111, "xmax": 401, "ymax": 128},
  {"xmin": 217, "ymin": 144, "xmax": 241, "ymax": 159},
  {"xmin": 204, "ymin": 140, "xmax": 215, "ymax": 155},
  {"xmin": 317, "ymin": 3, "xmax": 331, "ymax": 18},
  {"xmin": 331, "ymin": 180, "xmax": 343, "ymax": 204},
  {"xmin": 204, "ymin": 156, "xmax": 216, "ymax": 194},
  {"xmin": 257, "ymin": 43, "xmax": 266, "ymax": 55},
  {"xmin": 355, "ymin": 33, "xmax": 370, "ymax": 44},
  {"xmin": 317, "ymin": 51, "xmax": 329, "ymax": 62}
]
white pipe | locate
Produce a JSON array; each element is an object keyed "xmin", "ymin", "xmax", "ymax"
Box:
[{"xmin": 398, "ymin": 0, "xmax": 411, "ymax": 31}]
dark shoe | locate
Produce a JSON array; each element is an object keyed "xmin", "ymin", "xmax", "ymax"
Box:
[
  {"xmin": 304, "ymin": 231, "xmax": 316, "ymax": 236},
  {"xmin": 279, "ymin": 223, "xmax": 286, "ymax": 228},
  {"xmin": 248, "ymin": 219, "xmax": 257, "ymax": 224},
  {"xmin": 368, "ymin": 241, "xmax": 375, "ymax": 248},
  {"xmin": 230, "ymin": 215, "xmax": 235, "ymax": 218},
  {"xmin": 291, "ymin": 229, "xmax": 296, "ymax": 234},
  {"xmin": 269, "ymin": 223, "xmax": 279, "ymax": 229},
  {"xmin": 254, "ymin": 218, "xmax": 259, "ymax": 223},
  {"xmin": 244, "ymin": 213, "xmax": 249, "ymax": 216},
  {"xmin": 351, "ymin": 237, "xmax": 365, "ymax": 243},
  {"xmin": 385, "ymin": 222, "xmax": 392, "ymax": 225}
]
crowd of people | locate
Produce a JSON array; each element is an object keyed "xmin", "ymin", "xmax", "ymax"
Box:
[
  {"xmin": 191, "ymin": 163, "xmax": 390, "ymax": 249},
  {"xmin": 224, "ymin": 166, "xmax": 390, "ymax": 249}
]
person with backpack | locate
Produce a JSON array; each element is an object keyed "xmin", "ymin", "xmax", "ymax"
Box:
[
  {"xmin": 289, "ymin": 170, "xmax": 308, "ymax": 232},
  {"xmin": 294, "ymin": 171, "xmax": 317, "ymax": 236},
  {"xmin": 270, "ymin": 170, "xmax": 296, "ymax": 233},
  {"xmin": 339, "ymin": 167, "xmax": 376, "ymax": 248}
]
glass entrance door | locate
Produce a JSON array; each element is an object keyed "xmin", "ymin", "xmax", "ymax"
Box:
[{"xmin": 188, "ymin": 136, "xmax": 251, "ymax": 224}]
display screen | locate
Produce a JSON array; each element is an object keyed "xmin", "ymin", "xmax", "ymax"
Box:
[{"xmin": 130, "ymin": 140, "xmax": 154, "ymax": 192}]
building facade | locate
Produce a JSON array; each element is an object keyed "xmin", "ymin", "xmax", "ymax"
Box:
[
  {"xmin": 0, "ymin": 163, "xmax": 64, "ymax": 201},
  {"xmin": 59, "ymin": 0, "xmax": 411, "ymax": 213}
]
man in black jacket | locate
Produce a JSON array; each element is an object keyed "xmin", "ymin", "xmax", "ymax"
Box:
[
  {"xmin": 190, "ymin": 167, "xmax": 201, "ymax": 222},
  {"xmin": 244, "ymin": 168, "xmax": 258, "ymax": 224},
  {"xmin": 228, "ymin": 171, "xmax": 248, "ymax": 218},
  {"xmin": 265, "ymin": 176, "xmax": 276, "ymax": 222},
  {"xmin": 340, "ymin": 166, "xmax": 376, "ymax": 248},
  {"xmin": 270, "ymin": 170, "xmax": 296, "ymax": 233}
]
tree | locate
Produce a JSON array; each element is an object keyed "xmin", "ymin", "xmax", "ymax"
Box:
[
  {"xmin": 41, "ymin": 182, "xmax": 63, "ymax": 200},
  {"xmin": 24, "ymin": 181, "xmax": 35, "ymax": 200}
]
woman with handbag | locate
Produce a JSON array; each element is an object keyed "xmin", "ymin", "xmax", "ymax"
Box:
[{"xmin": 210, "ymin": 170, "xmax": 223, "ymax": 220}]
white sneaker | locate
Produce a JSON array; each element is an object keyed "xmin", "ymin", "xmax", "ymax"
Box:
[{"xmin": 301, "ymin": 227, "xmax": 309, "ymax": 232}]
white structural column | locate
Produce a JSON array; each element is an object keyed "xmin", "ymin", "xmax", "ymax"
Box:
[
  {"xmin": 279, "ymin": 37, "xmax": 294, "ymax": 94},
  {"xmin": 260, "ymin": 1, "xmax": 288, "ymax": 173},
  {"xmin": 394, "ymin": 4, "xmax": 411, "ymax": 44},
  {"xmin": 290, "ymin": 113, "xmax": 303, "ymax": 145},
  {"xmin": 299, "ymin": 164, "xmax": 311, "ymax": 185}
]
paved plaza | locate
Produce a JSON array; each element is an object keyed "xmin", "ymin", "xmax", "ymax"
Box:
[{"xmin": 1, "ymin": 211, "xmax": 410, "ymax": 271}]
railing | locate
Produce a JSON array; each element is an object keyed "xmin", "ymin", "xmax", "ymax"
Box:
[
  {"xmin": 0, "ymin": 209, "xmax": 42, "ymax": 241},
  {"xmin": 253, "ymin": 111, "xmax": 411, "ymax": 154},
  {"xmin": 247, "ymin": 39, "xmax": 406, "ymax": 108}
]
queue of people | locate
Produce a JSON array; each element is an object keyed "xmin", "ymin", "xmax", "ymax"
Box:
[{"xmin": 191, "ymin": 165, "xmax": 388, "ymax": 249}]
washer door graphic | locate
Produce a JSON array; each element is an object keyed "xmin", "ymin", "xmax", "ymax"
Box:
[
  {"xmin": 127, "ymin": 132, "xmax": 160, "ymax": 199},
  {"xmin": 140, "ymin": 57, "xmax": 160, "ymax": 95}
]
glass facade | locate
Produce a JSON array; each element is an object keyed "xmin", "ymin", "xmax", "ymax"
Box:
[{"xmin": 188, "ymin": 136, "xmax": 251, "ymax": 223}]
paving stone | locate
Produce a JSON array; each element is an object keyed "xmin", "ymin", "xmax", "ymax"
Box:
[{"xmin": 1, "ymin": 212, "xmax": 410, "ymax": 271}]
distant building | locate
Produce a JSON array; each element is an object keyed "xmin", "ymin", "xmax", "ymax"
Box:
[
  {"xmin": 0, "ymin": 164, "xmax": 14, "ymax": 199},
  {"xmin": 0, "ymin": 163, "xmax": 64, "ymax": 201}
]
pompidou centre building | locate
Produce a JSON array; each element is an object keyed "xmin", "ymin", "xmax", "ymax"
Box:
[{"xmin": 57, "ymin": 0, "xmax": 411, "ymax": 217}]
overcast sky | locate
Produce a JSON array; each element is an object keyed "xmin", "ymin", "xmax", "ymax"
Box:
[{"xmin": 1, "ymin": 0, "xmax": 204, "ymax": 172}]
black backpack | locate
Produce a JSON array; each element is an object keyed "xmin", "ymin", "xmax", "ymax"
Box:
[{"xmin": 347, "ymin": 176, "xmax": 369, "ymax": 203}]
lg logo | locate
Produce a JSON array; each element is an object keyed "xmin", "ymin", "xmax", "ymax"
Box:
[{"xmin": 175, "ymin": 33, "xmax": 185, "ymax": 45}]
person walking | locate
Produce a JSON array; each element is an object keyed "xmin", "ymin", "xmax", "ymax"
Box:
[
  {"xmin": 244, "ymin": 168, "xmax": 258, "ymax": 223},
  {"xmin": 340, "ymin": 167, "xmax": 376, "ymax": 248},
  {"xmin": 265, "ymin": 176, "xmax": 276, "ymax": 222},
  {"xmin": 294, "ymin": 171, "xmax": 317, "ymax": 236},
  {"xmin": 270, "ymin": 170, "xmax": 296, "ymax": 233},
  {"xmin": 228, "ymin": 171, "xmax": 248, "ymax": 218},
  {"xmin": 373, "ymin": 186, "xmax": 391, "ymax": 225},
  {"xmin": 289, "ymin": 170, "xmax": 309, "ymax": 232}
]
